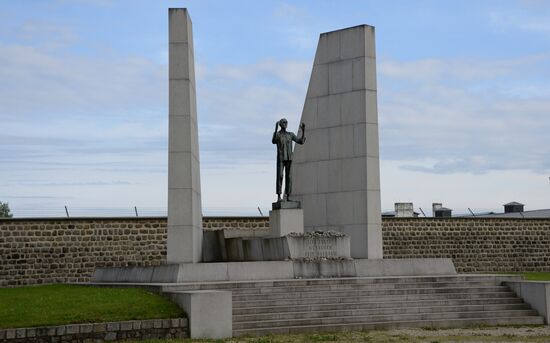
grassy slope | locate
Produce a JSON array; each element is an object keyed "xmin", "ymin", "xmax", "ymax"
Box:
[{"xmin": 0, "ymin": 285, "xmax": 183, "ymax": 329}]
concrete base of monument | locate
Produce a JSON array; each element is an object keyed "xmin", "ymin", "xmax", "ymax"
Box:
[{"xmin": 91, "ymin": 258, "xmax": 456, "ymax": 283}]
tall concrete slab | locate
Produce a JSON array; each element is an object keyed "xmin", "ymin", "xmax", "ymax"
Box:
[
  {"xmin": 291, "ymin": 25, "xmax": 383, "ymax": 259},
  {"xmin": 167, "ymin": 8, "xmax": 203, "ymax": 263}
]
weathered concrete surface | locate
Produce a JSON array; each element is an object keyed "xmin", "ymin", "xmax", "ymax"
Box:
[
  {"xmin": 92, "ymin": 258, "xmax": 456, "ymax": 283},
  {"xmin": 167, "ymin": 8, "xmax": 203, "ymax": 263},
  {"xmin": 269, "ymin": 209, "xmax": 304, "ymax": 237},
  {"xmin": 169, "ymin": 291, "xmax": 231, "ymax": 338},
  {"xmin": 291, "ymin": 25, "xmax": 382, "ymax": 259},
  {"xmin": 224, "ymin": 235, "xmax": 351, "ymax": 261},
  {"xmin": 505, "ymin": 281, "xmax": 550, "ymax": 324}
]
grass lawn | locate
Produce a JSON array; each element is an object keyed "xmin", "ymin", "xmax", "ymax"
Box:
[
  {"xmin": 0, "ymin": 284, "xmax": 184, "ymax": 329},
  {"xmin": 522, "ymin": 272, "xmax": 550, "ymax": 281}
]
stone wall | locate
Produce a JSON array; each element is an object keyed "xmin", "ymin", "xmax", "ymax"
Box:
[
  {"xmin": 0, "ymin": 318, "xmax": 187, "ymax": 342},
  {"xmin": 2, "ymin": 216, "xmax": 550, "ymax": 286},
  {"xmin": 0, "ymin": 217, "xmax": 265, "ymax": 287},
  {"xmin": 383, "ymin": 218, "xmax": 550, "ymax": 273}
]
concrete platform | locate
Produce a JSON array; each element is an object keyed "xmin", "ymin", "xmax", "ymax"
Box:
[{"xmin": 91, "ymin": 258, "xmax": 456, "ymax": 283}]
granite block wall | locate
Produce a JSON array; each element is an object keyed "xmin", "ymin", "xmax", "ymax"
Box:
[
  {"xmin": 1, "ymin": 216, "xmax": 550, "ymax": 286},
  {"xmin": 383, "ymin": 218, "xmax": 550, "ymax": 273}
]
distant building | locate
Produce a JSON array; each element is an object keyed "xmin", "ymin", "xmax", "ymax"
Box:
[
  {"xmin": 461, "ymin": 201, "xmax": 550, "ymax": 218},
  {"xmin": 382, "ymin": 203, "xmax": 419, "ymax": 218}
]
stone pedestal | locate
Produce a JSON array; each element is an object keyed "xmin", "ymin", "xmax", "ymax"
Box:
[
  {"xmin": 269, "ymin": 208, "xmax": 304, "ymax": 238},
  {"xmin": 168, "ymin": 290, "xmax": 232, "ymax": 339}
]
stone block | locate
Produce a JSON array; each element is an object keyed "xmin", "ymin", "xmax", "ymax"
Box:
[
  {"xmin": 329, "ymin": 60, "xmax": 353, "ymax": 94},
  {"xmin": 352, "ymin": 191, "xmax": 367, "ymax": 224},
  {"xmin": 242, "ymin": 238, "xmax": 264, "ymax": 261},
  {"xmin": 65, "ymin": 325, "xmax": 79, "ymax": 334},
  {"xmin": 106, "ymin": 322, "xmax": 120, "ymax": 331},
  {"xmin": 141, "ymin": 320, "xmax": 154, "ymax": 329},
  {"xmin": 286, "ymin": 234, "xmax": 351, "ymax": 259},
  {"xmin": 202, "ymin": 230, "xmax": 227, "ymax": 262},
  {"xmin": 169, "ymin": 80, "xmax": 193, "ymax": 117},
  {"xmin": 301, "ymin": 98, "xmax": 318, "ymax": 129},
  {"xmin": 329, "ymin": 125, "xmax": 354, "ymax": 159},
  {"xmin": 227, "ymin": 261, "xmax": 294, "ymax": 280},
  {"xmin": 341, "ymin": 90, "xmax": 365, "ymax": 125},
  {"xmin": 259, "ymin": 237, "xmax": 289, "ymax": 260},
  {"xmin": 365, "ymin": 123, "xmax": 379, "ymax": 157},
  {"xmin": 301, "ymin": 193, "xmax": 327, "ymax": 227},
  {"xmin": 93, "ymin": 323, "xmax": 106, "ymax": 333},
  {"xmin": 15, "ymin": 328, "xmax": 25, "ymax": 338},
  {"xmin": 340, "ymin": 25, "xmax": 366, "ymax": 60},
  {"xmin": 168, "ymin": 115, "xmax": 194, "ymax": 153},
  {"xmin": 505, "ymin": 281, "xmax": 550, "ymax": 324},
  {"xmin": 366, "ymin": 157, "xmax": 380, "ymax": 190},
  {"xmin": 291, "ymin": 162, "xmax": 317, "ymax": 194},
  {"xmin": 5, "ymin": 329, "xmax": 15, "ymax": 339},
  {"xmin": 169, "ymin": 8, "xmax": 192, "ymax": 44},
  {"xmin": 80, "ymin": 324, "xmax": 93, "ymax": 333},
  {"xmin": 167, "ymin": 226, "xmax": 203, "ymax": 263},
  {"xmin": 104, "ymin": 332, "xmax": 117, "ymax": 341},
  {"xmin": 307, "ymin": 64, "xmax": 329, "ymax": 97},
  {"xmin": 326, "ymin": 192, "xmax": 354, "ymax": 225},
  {"xmin": 314, "ymin": 30, "xmax": 341, "ymax": 65},
  {"xmin": 342, "ymin": 157, "xmax": 367, "ymax": 191},
  {"xmin": 269, "ymin": 209, "xmax": 304, "ymax": 237},
  {"xmin": 304, "ymin": 128, "xmax": 330, "ymax": 162},
  {"xmin": 365, "ymin": 90, "xmax": 378, "ymax": 124},
  {"xmin": 340, "ymin": 224, "xmax": 368, "ymax": 257},
  {"xmin": 26, "ymin": 328, "xmax": 36, "ymax": 337},
  {"xmin": 177, "ymin": 261, "xmax": 229, "ymax": 282},
  {"xmin": 169, "ymin": 43, "xmax": 191, "ymax": 79},
  {"xmin": 317, "ymin": 95, "xmax": 341, "ymax": 128},
  {"xmin": 226, "ymin": 238, "xmax": 244, "ymax": 262},
  {"xmin": 168, "ymin": 153, "xmax": 193, "ymax": 191},
  {"xmin": 170, "ymin": 291, "xmax": 232, "ymax": 339}
]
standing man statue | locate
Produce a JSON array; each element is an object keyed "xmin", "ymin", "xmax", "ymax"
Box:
[{"xmin": 272, "ymin": 118, "xmax": 306, "ymax": 202}]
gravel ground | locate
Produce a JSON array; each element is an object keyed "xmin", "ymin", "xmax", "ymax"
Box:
[
  {"xmin": 390, "ymin": 326, "xmax": 550, "ymax": 338},
  {"xmin": 133, "ymin": 326, "xmax": 550, "ymax": 343}
]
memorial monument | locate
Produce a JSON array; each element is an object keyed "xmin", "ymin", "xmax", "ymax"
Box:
[
  {"xmin": 92, "ymin": 10, "xmax": 458, "ymax": 337},
  {"xmin": 291, "ymin": 25, "xmax": 383, "ymax": 259},
  {"xmin": 167, "ymin": 8, "xmax": 203, "ymax": 263},
  {"xmin": 94, "ymin": 7, "xmax": 455, "ymax": 282}
]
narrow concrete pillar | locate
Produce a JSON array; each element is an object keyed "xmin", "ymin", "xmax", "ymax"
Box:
[
  {"xmin": 167, "ymin": 8, "xmax": 203, "ymax": 263},
  {"xmin": 291, "ymin": 25, "xmax": 383, "ymax": 259}
]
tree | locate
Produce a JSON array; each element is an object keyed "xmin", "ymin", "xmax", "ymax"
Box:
[{"xmin": 0, "ymin": 202, "xmax": 12, "ymax": 218}]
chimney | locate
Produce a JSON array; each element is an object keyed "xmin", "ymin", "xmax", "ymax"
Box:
[
  {"xmin": 504, "ymin": 202, "xmax": 524, "ymax": 213},
  {"xmin": 432, "ymin": 203, "xmax": 442, "ymax": 217},
  {"xmin": 395, "ymin": 203, "xmax": 414, "ymax": 217},
  {"xmin": 433, "ymin": 202, "xmax": 452, "ymax": 218}
]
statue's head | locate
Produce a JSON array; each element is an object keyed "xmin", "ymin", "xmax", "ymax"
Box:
[{"xmin": 279, "ymin": 118, "xmax": 288, "ymax": 129}]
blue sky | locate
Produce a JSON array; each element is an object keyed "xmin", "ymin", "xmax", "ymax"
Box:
[{"xmin": 1, "ymin": 0, "xmax": 550, "ymax": 217}]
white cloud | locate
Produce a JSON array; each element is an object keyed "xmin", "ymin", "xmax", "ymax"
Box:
[{"xmin": 378, "ymin": 53, "xmax": 550, "ymax": 174}]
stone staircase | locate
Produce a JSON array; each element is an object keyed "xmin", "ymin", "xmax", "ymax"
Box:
[{"xmin": 161, "ymin": 275, "xmax": 544, "ymax": 336}]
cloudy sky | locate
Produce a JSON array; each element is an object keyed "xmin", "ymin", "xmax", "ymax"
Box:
[{"xmin": 1, "ymin": 0, "xmax": 549, "ymax": 217}]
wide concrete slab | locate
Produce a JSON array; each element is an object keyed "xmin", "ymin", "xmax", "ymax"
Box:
[{"xmin": 92, "ymin": 258, "xmax": 456, "ymax": 283}]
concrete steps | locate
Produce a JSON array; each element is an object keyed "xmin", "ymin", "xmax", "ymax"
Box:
[{"xmin": 162, "ymin": 275, "xmax": 544, "ymax": 336}]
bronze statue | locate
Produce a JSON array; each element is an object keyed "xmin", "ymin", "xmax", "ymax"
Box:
[{"xmin": 272, "ymin": 118, "xmax": 306, "ymax": 201}]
